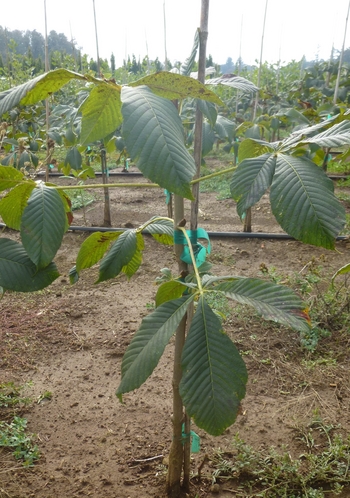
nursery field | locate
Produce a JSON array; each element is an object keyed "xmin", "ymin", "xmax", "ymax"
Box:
[{"xmin": 1, "ymin": 160, "xmax": 350, "ymax": 498}]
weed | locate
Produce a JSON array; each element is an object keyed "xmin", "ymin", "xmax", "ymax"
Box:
[
  {"xmin": 0, "ymin": 382, "xmax": 31, "ymax": 409},
  {"xmin": 204, "ymin": 291, "xmax": 232, "ymax": 321},
  {"xmin": 211, "ymin": 421, "xmax": 350, "ymax": 497},
  {"xmin": 259, "ymin": 263, "xmax": 350, "ymax": 351},
  {"xmin": 199, "ymin": 164, "xmax": 233, "ymax": 200},
  {"xmin": 37, "ymin": 391, "xmax": 52, "ymax": 403},
  {"xmin": 64, "ymin": 188, "xmax": 95, "ymax": 210},
  {"xmin": 0, "ymin": 416, "xmax": 39, "ymax": 467}
]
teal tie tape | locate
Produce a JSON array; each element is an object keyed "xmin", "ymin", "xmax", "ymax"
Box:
[
  {"xmin": 181, "ymin": 424, "xmax": 200, "ymax": 453},
  {"xmin": 174, "ymin": 228, "xmax": 211, "ymax": 266},
  {"xmin": 164, "ymin": 189, "xmax": 172, "ymax": 204}
]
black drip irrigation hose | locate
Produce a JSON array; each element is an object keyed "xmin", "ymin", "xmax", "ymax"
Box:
[
  {"xmin": 66, "ymin": 225, "xmax": 348, "ymax": 241},
  {"xmin": 0, "ymin": 222, "xmax": 348, "ymax": 241}
]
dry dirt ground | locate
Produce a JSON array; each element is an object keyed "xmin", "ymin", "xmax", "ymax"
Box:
[{"xmin": 1, "ymin": 161, "xmax": 350, "ymax": 497}]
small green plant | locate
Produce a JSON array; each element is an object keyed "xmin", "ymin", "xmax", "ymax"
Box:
[
  {"xmin": 204, "ymin": 290, "xmax": 232, "ymax": 321},
  {"xmin": 260, "ymin": 263, "xmax": 350, "ymax": 351},
  {"xmin": 37, "ymin": 391, "xmax": 52, "ymax": 403},
  {"xmin": 0, "ymin": 416, "xmax": 39, "ymax": 467},
  {"xmin": 0, "ymin": 382, "xmax": 31, "ymax": 409},
  {"xmin": 199, "ymin": 167, "xmax": 233, "ymax": 199},
  {"xmin": 212, "ymin": 422, "xmax": 350, "ymax": 497}
]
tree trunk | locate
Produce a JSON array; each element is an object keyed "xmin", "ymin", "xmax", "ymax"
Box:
[
  {"xmin": 166, "ymin": 195, "xmax": 187, "ymax": 497},
  {"xmin": 100, "ymin": 147, "xmax": 111, "ymax": 227}
]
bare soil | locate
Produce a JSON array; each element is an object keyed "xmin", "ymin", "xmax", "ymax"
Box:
[{"xmin": 1, "ymin": 161, "xmax": 350, "ymax": 498}]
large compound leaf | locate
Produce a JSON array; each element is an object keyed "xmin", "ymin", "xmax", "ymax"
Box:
[
  {"xmin": 270, "ymin": 155, "xmax": 345, "ymax": 248},
  {"xmin": 300, "ymin": 120, "xmax": 350, "ymax": 148},
  {"xmin": 79, "ymin": 82, "xmax": 122, "ymax": 144},
  {"xmin": 207, "ymin": 75, "xmax": 258, "ymax": 94},
  {"xmin": 214, "ymin": 278, "xmax": 311, "ymax": 332},
  {"xmin": 76, "ymin": 231, "xmax": 122, "ymax": 273},
  {"xmin": 117, "ymin": 294, "xmax": 194, "ymax": 400},
  {"xmin": 0, "ymin": 182, "xmax": 35, "ymax": 229},
  {"xmin": 0, "ymin": 69, "xmax": 86, "ymax": 115},
  {"xmin": 21, "ymin": 184, "xmax": 67, "ymax": 269},
  {"xmin": 121, "ymin": 86, "xmax": 196, "ymax": 199},
  {"xmin": 230, "ymin": 153, "xmax": 276, "ymax": 219},
  {"xmin": 97, "ymin": 229, "xmax": 139, "ymax": 282},
  {"xmin": 0, "ymin": 239, "xmax": 59, "ymax": 292},
  {"xmin": 0, "ymin": 165, "xmax": 25, "ymax": 191},
  {"xmin": 180, "ymin": 297, "xmax": 247, "ymax": 436},
  {"xmin": 129, "ymin": 73, "xmax": 223, "ymax": 105}
]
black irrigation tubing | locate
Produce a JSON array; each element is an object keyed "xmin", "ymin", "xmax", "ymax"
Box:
[
  {"xmin": 0, "ymin": 222, "xmax": 348, "ymax": 241},
  {"xmin": 66, "ymin": 226, "xmax": 348, "ymax": 241}
]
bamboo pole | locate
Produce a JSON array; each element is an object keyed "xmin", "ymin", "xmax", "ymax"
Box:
[
  {"xmin": 334, "ymin": 0, "xmax": 350, "ymax": 104},
  {"xmin": 252, "ymin": 0, "xmax": 268, "ymax": 121},
  {"xmin": 44, "ymin": 0, "xmax": 50, "ymax": 183},
  {"xmin": 163, "ymin": 0, "xmax": 168, "ymax": 71},
  {"xmin": 92, "ymin": 0, "xmax": 101, "ymax": 76}
]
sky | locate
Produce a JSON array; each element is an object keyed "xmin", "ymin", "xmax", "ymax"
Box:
[{"xmin": 2, "ymin": 0, "xmax": 350, "ymax": 68}]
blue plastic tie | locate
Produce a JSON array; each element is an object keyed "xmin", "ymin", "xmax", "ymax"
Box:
[{"xmin": 174, "ymin": 228, "xmax": 211, "ymax": 266}]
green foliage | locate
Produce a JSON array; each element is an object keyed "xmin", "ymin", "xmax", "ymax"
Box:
[
  {"xmin": 0, "ymin": 416, "xmax": 39, "ymax": 467},
  {"xmin": 0, "ymin": 382, "xmax": 31, "ymax": 409},
  {"xmin": 212, "ymin": 421, "xmax": 350, "ymax": 497},
  {"xmin": 261, "ymin": 263, "xmax": 350, "ymax": 351},
  {"xmin": 230, "ymin": 121, "xmax": 350, "ymax": 248}
]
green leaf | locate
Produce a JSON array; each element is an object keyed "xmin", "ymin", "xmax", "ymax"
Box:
[
  {"xmin": 0, "ymin": 165, "xmax": 25, "ymax": 192},
  {"xmin": 129, "ymin": 73, "xmax": 223, "ymax": 105},
  {"xmin": 142, "ymin": 218, "xmax": 174, "ymax": 245},
  {"xmin": 202, "ymin": 121, "xmax": 216, "ymax": 157},
  {"xmin": 180, "ymin": 29, "xmax": 199, "ymax": 76},
  {"xmin": 271, "ymin": 155, "xmax": 345, "ymax": 248},
  {"xmin": 332, "ymin": 263, "xmax": 350, "ymax": 283},
  {"xmin": 197, "ymin": 100, "xmax": 217, "ymax": 127},
  {"xmin": 69, "ymin": 265, "xmax": 79, "ymax": 284},
  {"xmin": 121, "ymin": 86, "xmax": 196, "ymax": 199},
  {"xmin": 0, "ymin": 69, "xmax": 87, "ymax": 115},
  {"xmin": 0, "ymin": 239, "xmax": 59, "ymax": 292},
  {"xmin": 155, "ymin": 280, "xmax": 188, "ymax": 307},
  {"xmin": 64, "ymin": 125, "xmax": 76, "ymax": 146},
  {"xmin": 214, "ymin": 278, "xmax": 311, "ymax": 332},
  {"xmin": 214, "ymin": 115, "xmax": 235, "ymax": 141},
  {"xmin": 121, "ymin": 232, "xmax": 144, "ymax": 278},
  {"xmin": 207, "ymin": 75, "xmax": 258, "ymax": 94},
  {"xmin": 117, "ymin": 294, "xmax": 194, "ymax": 400},
  {"xmin": 65, "ymin": 147, "xmax": 82, "ymax": 171},
  {"xmin": 20, "ymin": 184, "xmax": 67, "ymax": 269},
  {"xmin": 80, "ymin": 82, "xmax": 123, "ymax": 144},
  {"xmin": 76, "ymin": 231, "xmax": 122, "ymax": 273},
  {"xmin": 231, "ymin": 153, "xmax": 276, "ymax": 219},
  {"xmin": 238, "ymin": 138, "xmax": 274, "ymax": 162},
  {"xmin": 301, "ymin": 120, "xmax": 350, "ymax": 148},
  {"xmin": 285, "ymin": 108, "xmax": 310, "ymax": 125},
  {"xmin": 98, "ymin": 229, "xmax": 139, "ymax": 282},
  {"xmin": 180, "ymin": 297, "xmax": 247, "ymax": 436},
  {"xmin": 0, "ymin": 182, "xmax": 35, "ymax": 230}
]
